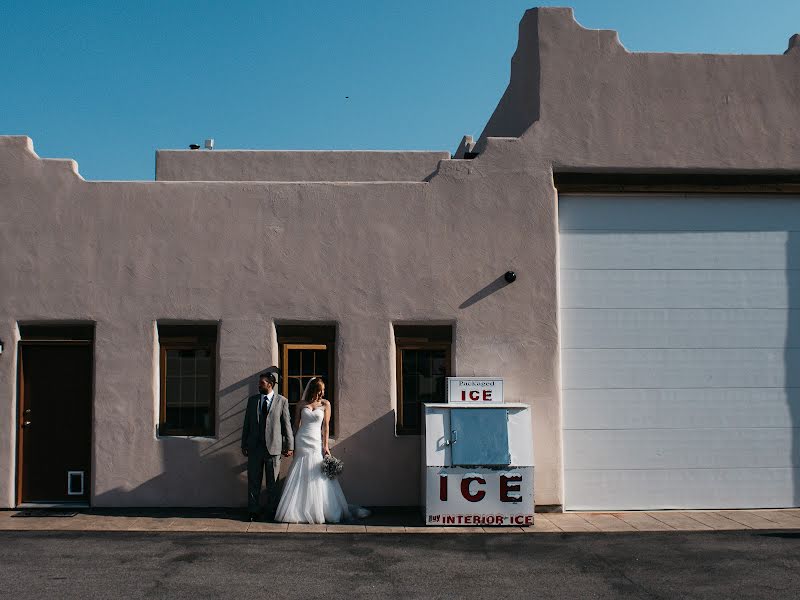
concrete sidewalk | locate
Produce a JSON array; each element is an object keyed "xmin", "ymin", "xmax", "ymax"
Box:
[{"xmin": 2, "ymin": 507, "xmax": 800, "ymax": 534}]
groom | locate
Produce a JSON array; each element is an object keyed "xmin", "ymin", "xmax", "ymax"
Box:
[{"xmin": 241, "ymin": 367, "xmax": 294, "ymax": 521}]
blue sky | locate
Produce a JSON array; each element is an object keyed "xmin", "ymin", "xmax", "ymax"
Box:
[{"xmin": 1, "ymin": 1, "xmax": 798, "ymax": 180}]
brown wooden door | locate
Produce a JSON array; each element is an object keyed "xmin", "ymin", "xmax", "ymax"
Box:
[{"xmin": 18, "ymin": 342, "xmax": 92, "ymax": 503}]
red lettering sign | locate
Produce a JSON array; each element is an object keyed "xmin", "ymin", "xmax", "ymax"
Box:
[
  {"xmin": 461, "ymin": 476, "xmax": 486, "ymax": 502},
  {"xmin": 429, "ymin": 514, "xmax": 533, "ymax": 527},
  {"xmin": 500, "ymin": 474, "xmax": 523, "ymax": 503},
  {"xmin": 511, "ymin": 515, "xmax": 535, "ymax": 525},
  {"xmin": 457, "ymin": 387, "xmax": 497, "ymax": 402}
]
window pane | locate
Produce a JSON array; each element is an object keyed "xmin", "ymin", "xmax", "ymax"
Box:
[
  {"xmin": 162, "ymin": 343, "xmax": 215, "ymax": 435},
  {"xmin": 179, "ymin": 350, "xmax": 196, "ymax": 377},
  {"xmin": 406, "ymin": 350, "xmax": 421, "ymax": 401},
  {"xmin": 180, "ymin": 378, "xmax": 196, "ymax": 410},
  {"xmin": 200, "ymin": 408, "xmax": 210, "ymax": 431},
  {"xmin": 287, "ymin": 378, "xmax": 304, "ymax": 404},
  {"xmin": 402, "ymin": 373, "xmax": 416, "ymax": 415},
  {"xmin": 432, "ymin": 353, "xmax": 447, "ymax": 401},
  {"xmin": 314, "ymin": 349, "xmax": 328, "ymax": 377},
  {"xmin": 166, "ymin": 350, "xmax": 180, "ymax": 373},
  {"xmin": 165, "ymin": 407, "xmax": 180, "ymax": 429},
  {"xmin": 195, "ymin": 377, "xmax": 211, "ymax": 406},
  {"xmin": 402, "ymin": 349, "xmax": 415, "ymax": 375},
  {"xmin": 399, "ymin": 348, "xmax": 448, "ymax": 433},
  {"xmin": 288, "ymin": 348, "xmax": 300, "ymax": 376},
  {"xmin": 196, "ymin": 351, "xmax": 211, "ymax": 375},
  {"xmin": 166, "ymin": 377, "xmax": 180, "ymax": 406},
  {"xmin": 418, "ymin": 350, "xmax": 434, "ymax": 402},
  {"xmin": 301, "ymin": 350, "xmax": 316, "ymax": 375}
]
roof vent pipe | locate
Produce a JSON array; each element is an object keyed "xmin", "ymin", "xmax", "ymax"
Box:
[{"xmin": 204, "ymin": 139, "xmax": 215, "ymax": 150}]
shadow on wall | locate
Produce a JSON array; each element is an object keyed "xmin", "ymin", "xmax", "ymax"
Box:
[
  {"xmin": 199, "ymin": 372, "xmax": 262, "ymax": 458},
  {"xmin": 331, "ymin": 412, "xmax": 421, "ymax": 507},
  {"xmin": 93, "ymin": 377, "xmax": 420, "ymax": 508},
  {"xmin": 459, "ymin": 274, "xmax": 512, "ymax": 309},
  {"xmin": 94, "ymin": 372, "xmax": 262, "ymax": 508},
  {"xmin": 787, "ymin": 232, "xmax": 800, "ymax": 507}
]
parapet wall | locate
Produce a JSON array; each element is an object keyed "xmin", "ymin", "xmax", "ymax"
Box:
[
  {"xmin": 155, "ymin": 150, "xmax": 450, "ymax": 182},
  {"xmin": 477, "ymin": 7, "xmax": 800, "ymax": 173}
]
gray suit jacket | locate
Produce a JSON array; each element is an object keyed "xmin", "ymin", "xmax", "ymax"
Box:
[{"xmin": 241, "ymin": 392, "xmax": 294, "ymax": 455}]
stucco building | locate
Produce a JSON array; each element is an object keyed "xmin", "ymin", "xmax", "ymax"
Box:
[{"xmin": 2, "ymin": 7, "xmax": 800, "ymax": 511}]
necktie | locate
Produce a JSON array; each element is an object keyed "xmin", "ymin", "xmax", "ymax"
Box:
[
  {"xmin": 260, "ymin": 396, "xmax": 269, "ymax": 444},
  {"xmin": 261, "ymin": 395, "xmax": 271, "ymax": 422}
]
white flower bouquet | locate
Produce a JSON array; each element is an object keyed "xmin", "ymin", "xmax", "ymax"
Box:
[{"xmin": 322, "ymin": 454, "xmax": 344, "ymax": 480}]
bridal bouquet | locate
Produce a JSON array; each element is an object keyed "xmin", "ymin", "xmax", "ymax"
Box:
[{"xmin": 322, "ymin": 454, "xmax": 344, "ymax": 480}]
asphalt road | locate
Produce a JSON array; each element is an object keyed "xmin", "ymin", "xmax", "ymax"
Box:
[{"xmin": 1, "ymin": 530, "xmax": 798, "ymax": 599}]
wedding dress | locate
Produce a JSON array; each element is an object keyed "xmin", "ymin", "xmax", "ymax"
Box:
[{"xmin": 275, "ymin": 405, "xmax": 352, "ymax": 524}]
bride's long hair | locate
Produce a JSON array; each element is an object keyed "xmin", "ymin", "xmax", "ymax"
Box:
[
  {"xmin": 299, "ymin": 377, "xmax": 324, "ymax": 406},
  {"xmin": 295, "ymin": 377, "xmax": 324, "ymax": 427}
]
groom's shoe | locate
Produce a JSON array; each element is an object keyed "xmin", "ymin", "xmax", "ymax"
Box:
[{"xmin": 248, "ymin": 513, "xmax": 259, "ymax": 522}]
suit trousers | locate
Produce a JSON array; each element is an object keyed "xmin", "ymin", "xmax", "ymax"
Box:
[{"xmin": 247, "ymin": 447, "xmax": 281, "ymax": 516}]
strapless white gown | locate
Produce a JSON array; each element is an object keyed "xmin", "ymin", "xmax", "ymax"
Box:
[{"xmin": 275, "ymin": 406, "xmax": 352, "ymax": 524}]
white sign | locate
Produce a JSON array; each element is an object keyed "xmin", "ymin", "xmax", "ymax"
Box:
[
  {"xmin": 447, "ymin": 377, "xmax": 504, "ymax": 404},
  {"xmin": 425, "ymin": 466, "xmax": 534, "ymax": 526}
]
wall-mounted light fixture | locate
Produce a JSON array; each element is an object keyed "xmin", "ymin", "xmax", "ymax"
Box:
[
  {"xmin": 504, "ymin": 271, "xmax": 517, "ymax": 284},
  {"xmin": 0, "ymin": 338, "xmax": 4, "ymax": 354}
]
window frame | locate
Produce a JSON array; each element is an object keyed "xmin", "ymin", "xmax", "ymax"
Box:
[
  {"xmin": 395, "ymin": 340, "xmax": 452, "ymax": 435},
  {"xmin": 279, "ymin": 339, "xmax": 336, "ymax": 436},
  {"xmin": 158, "ymin": 332, "xmax": 217, "ymax": 437}
]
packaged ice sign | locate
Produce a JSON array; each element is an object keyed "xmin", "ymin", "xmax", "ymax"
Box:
[
  {"xmin": 447, "ymin": 377, "xmax": 504, "ymax": 403},
  {"xmin": 422, "ymin": 400, "xmax": 534, "ymax": 527}
]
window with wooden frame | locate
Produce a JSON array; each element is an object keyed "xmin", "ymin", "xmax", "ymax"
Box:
[
  {"xmin": 395, "ymin": 325, "xmax": 452, "ymax": 435},
  {"xmin": 277, "ymin": 325, "xmax": 336, "ymax": 435},
  {"xmin": 158, "ymin": 324, "xmax": 217, "ymax": 437}
]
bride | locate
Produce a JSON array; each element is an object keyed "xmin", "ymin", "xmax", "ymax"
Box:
[{"xmin": 275, "ymin": 377, "xmax": 352, "ymax": 524}]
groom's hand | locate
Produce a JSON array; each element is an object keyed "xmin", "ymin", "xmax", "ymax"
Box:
[
  {"xmin": 241, "ymin": 448, "xmax": 248, "ymax": 457},
  {"xmin": 282, "ymin": 450, "xmax": 293, "ymax": 457}
]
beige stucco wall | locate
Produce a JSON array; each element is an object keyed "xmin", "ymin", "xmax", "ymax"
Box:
[
  {"xmin": 480, "ymin": 7, "xmax": 800, "ymax": 170},
  {"xmin": 0, "ymin": 135, "xmax": 550, "ymax": 507},
  {"xmin": 2, "ymin": 7, "xmax": 799, "ymax": 508},
  {"xmin": 155, "ymin": 150, "xmax": 450, "ymax": 182}
]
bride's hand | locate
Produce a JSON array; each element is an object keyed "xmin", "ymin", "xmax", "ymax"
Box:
[{"xmin": 323, "ymin": 447, "xmax": 331, "ymax": 457}]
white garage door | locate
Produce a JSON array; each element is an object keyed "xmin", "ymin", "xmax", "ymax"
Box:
[{"xmin": 559, "ymin": 194, "xmax": 800, "ymax": 510}]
